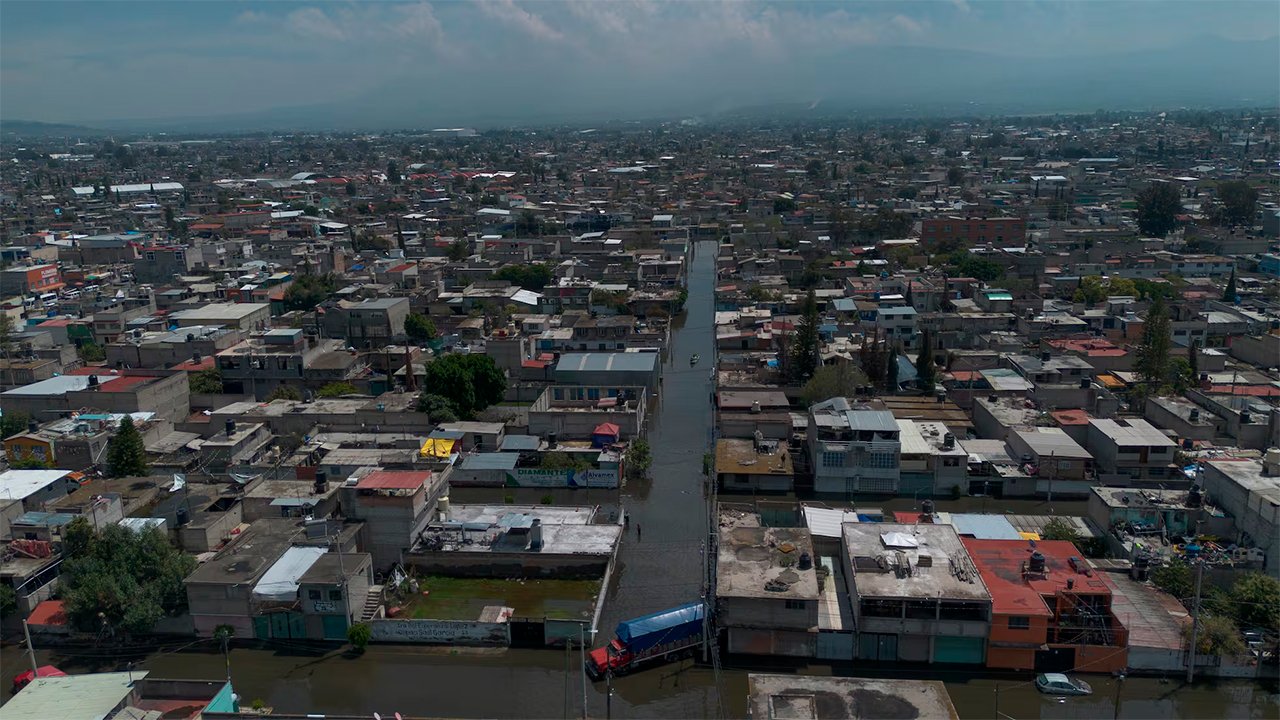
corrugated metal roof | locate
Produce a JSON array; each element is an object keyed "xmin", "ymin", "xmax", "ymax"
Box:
[
  {"xmin": 556, "ymin": 352, "xmax": 658, "ymax": 373},
  {"xmin": 802, "ymin": 505, "xmax": 861, "ymax": 538},
  {"xmin": 946, "ymin": 513, "xmax": 1023, "ymax": 540},
  {"xmin": 459, "ymin": 452, "xmax": 520, "ymax": 471}
]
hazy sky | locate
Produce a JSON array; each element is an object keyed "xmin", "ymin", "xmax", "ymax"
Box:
[{"xmin": 3, "ymin": 1, "xmax": 1278, "ymax": 125}]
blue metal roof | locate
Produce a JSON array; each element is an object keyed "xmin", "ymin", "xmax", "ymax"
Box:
[
  {"xmin": 949, "ymin": 513, "xmax": 1022, "ymax": 540},
  {"xmin": 500, "ymin": 435, "xmax": 542, "ymax": 452},
  {"xmin": 459, "ymin": 452, "xmax": 520, "ymax": 471}
]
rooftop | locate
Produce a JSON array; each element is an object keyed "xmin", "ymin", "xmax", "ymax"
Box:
[
  {"xmin": 746, "ymin": 674, "xmax": 958, "ymax": 720},
  {"xmin": 963, "ymin": 538, "xmax": 1111, "ymax": 617},
  {"xmin": 843, "ymin": 523, "xmax": 991, "ymax": 601},
  {"xmin": 169, "ymin": 302, "xmax": 269, "ymax": 322},
  {"xmin": 555, "ymin": 352, "xmax": 659, "ymax": 373},
  {"xmin": 717, "ymin": 521, "xmax": 819, "ymax": 600},
  {"xmin": 419, "ymin": 504, "xmax": 620, "ymax": 557},
  {"xmin": 0, "ymin": 671, "xmax": 148, "ymax": 720},
  {"xmin": 715, "ymin": 438, "xmax": 794, "ymax": 476},
  {"xmin": 1089, "ymin": 418, "xmax": 1176, "ymax": 447}
]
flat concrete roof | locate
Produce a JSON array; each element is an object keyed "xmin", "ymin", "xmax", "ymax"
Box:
[
  {"xmin": 715, "ymin": 438, "xmax": 793, "ymax": 476},
  {"xmin": 426, "ymin": 504, "xmax": 620, "ymax": 556},
  {"xmin": 747, "ymin": 674, "xmax": 958, "ymax": 720},
  {"xmin": 170, "ymin": 302, "xmax": 269, "ymax": 322},
  {"xmin": 1089, "ymin": 418, "xmax": 1176, "ymax": 447},
  {"xmin": 0, "ymin": 671, "xmax": 149, "ymax": 720},
  {"xmin": 717, "ymin": 523, "xmax": 819, "ymax": 600},
  {"xmin": 843, "ymin": 522, "xmax": 991, "ymax": 602}
]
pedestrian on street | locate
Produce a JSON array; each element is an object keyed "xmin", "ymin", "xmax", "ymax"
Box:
[{"xmin": 636, "ymin": 523, "xmax": 642, "ymax": 542}]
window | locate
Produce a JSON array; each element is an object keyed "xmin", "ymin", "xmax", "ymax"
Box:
[
  {"xmin": 784, "ymin": 599, "xmax": 806, "ymax": 610},
  {"xmin": 309, "ymin": 589, "xmax": 322, "ymax": 600},
  {"xmin": 822, "ymin": 451, "xmax": 845, "ymax": 468},
  {"xmin": 329, "ymin": 589, "xmax": 343, "ymax": 602},
  {"xmin": 145, "ymin": 251, "xmax": 156, "ymax": 262},
  {"xmin": 1008, "ymin": 616, "xmax": 1031, "ymax": 630},
  {"xmin": 867, "ymin": 453, "xmax": 898, "ymax": 469}
]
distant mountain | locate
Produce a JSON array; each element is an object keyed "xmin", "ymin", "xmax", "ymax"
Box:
[
  {"xmin": 61, "ymin": 37, "xmax": 1280, "ymax": 132},
  {"xmin": 1, "ymin": 119, "xmax": 107, "ymax": 137}
]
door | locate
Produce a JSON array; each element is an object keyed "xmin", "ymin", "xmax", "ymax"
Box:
[
  {"xmin": 858, "ymin": 632, "xmax": 897, "ymax": 661},
  {"xmin": 933, "ymin": 636, "xmax": 985, "ymax": 664},
  {"xmin": 321, "ymin": 614, "xmax": 349, "ymax": 641}
]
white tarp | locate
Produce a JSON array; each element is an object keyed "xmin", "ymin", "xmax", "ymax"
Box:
[
  {"xmin": 880, "ymin": 532, "xmax": 919, "ymax": 549},
  {"xmin": 252, "ymin": 546, "xmax": 326, "ymax": 602}
]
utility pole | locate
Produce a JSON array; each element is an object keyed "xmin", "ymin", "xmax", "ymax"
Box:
[
  {"xmin": 580, "ymin": 624, "xmax": 588, "ymax": 720},
  {"xmin": 22, "ymin": 619, "xmax": 39, "ymax": 676},
  {"xmin": 1186, "ymin": 559, "xmax": 1204, "ymax": 683},
  {"xmin": 1046, "ymin": 450, "xmax": 1056, "ymax": 506}
]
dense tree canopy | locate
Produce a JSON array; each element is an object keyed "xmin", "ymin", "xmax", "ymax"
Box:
[
  {"xmin": 405, "ymin": 312, "xmax": 437, "ymax": 342},
  {"xmin": 188, "ymin": 369, "xmax": 223, "ymax": 395},
  {"xmin": 423, "ymin": 354, "xmax": 507, "ymax": 419},
  {"xmin": 106, "ymin": 416, "xmax": 148, "ymax": 478},
  {"xmin": 60, "ymin": 518, "xmax": 195, "ymax": 635},
  {"xmin": 1209, "ymin": 180, "xmax": 1258, "ymax": 227},
  {"xmin": 284, "ymin": 273, "xmax": 338, "ymax": 311},
  {"xmin": 493, "ymin": 263, "xmax": 552, "ymax": 291},
  {"xmin": 1136, "ymin": 182, "xmax": 1182, "ymax": 237}
]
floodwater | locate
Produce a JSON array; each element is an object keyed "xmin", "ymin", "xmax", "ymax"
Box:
[{"xmin": 4, "ymin": 240, "xmax": 1278, "ymax": 718}]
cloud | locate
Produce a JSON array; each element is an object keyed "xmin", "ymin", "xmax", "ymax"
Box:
[
  {"xmin": 891, "ymin": 14, "xmax": 925, "ymax": 36},
  {"xmin": 394, "ymin": 2, "xmax": 445, "ymax": 42},
  {"xmin": 476, "ymin": 0, "xmax": 563, "ymax": 42},
  {"xmin": 234, "ymin": 10, "xmax": 268, "ymax": 26},
  {"xmin": 951, "ymin": 0, "xmax": 972, "ymax": 14},
  {"xmin": 286, "ymin": 7, "xmax": 345, "ymax": 41}
]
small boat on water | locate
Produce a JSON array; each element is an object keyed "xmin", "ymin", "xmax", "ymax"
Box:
[{"xmin": 690, "ymin": 354, "xmax": 700, "ymax": 366}]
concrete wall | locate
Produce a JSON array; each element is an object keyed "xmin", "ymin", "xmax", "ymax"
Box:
[
  {"xmin": 369, "ymin": 618, "xmax": 511, "ymax": 645},
  {"xmin": 403, "ymin": 551, "xmax": 609, "ymax": 579},
  {"xmin": 726, "ymin": 627, "xmax": 816, "ymax": 657},
  {"xmin": 719, "ymin": 596, "xmax": 817, "ymax": 633}
]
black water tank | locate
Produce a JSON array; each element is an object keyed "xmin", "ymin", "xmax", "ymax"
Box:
[
  {"xmin": 176, "ymin": 506, "xmax": 190, "ymax": 526},
  {"xmin": 27, "ymin": 420, "xmax": 39, "ymax": 434},
  {"xmin": 87, "ymin": 374, "xmax": 99, "ymax": 387},
  {"xmin": 225, "ymin": 418, "xmax": 236, "ymax": 436},
  {"xmin": 1186, "ymin": 485, "xmax": 1203, "ymax": 508},
  {"xmin": 1080, "ymin": 377, "xmax": 1091, "ymax": 389},
  {"xmin": 798, "ymin": 552, "xmax": 813, "ymax": 570},
  {"xmin": 1029, "ymin": 551, "xmax": 1047, "ymax": 573}
]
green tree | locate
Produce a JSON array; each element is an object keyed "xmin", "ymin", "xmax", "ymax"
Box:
[
  {"xmin": 266, "ymin": 385, "xmax": 302, "ymax": 402},
  {"xmin": 1210, "ymin": 180, "xmax": 1258, "ymax": 227},
  {"xmin": 405, "ymin": 312, "xmax": 437, "ymax": 342},
  {"xmin": 1042, "ymin": 517, "xmax": 1081, "ymax": 543},
  {"xmin": 946, "ymin": 166, "xmax": 966, "ymax": 186},
  {"xmin": 1169, "ymin": 357, "xmax": 1195, "ymax": 393},
  {"xmin": 790, "ymin": 290, "xmax": 820, "ymax": 384},
  {"xmin": 1184, "ymin": 614, "xmax": 1247, "ymax": 658},
  {"xmin": 915, "ymin": 330, "xmax": 936, "ymax": 392},
  {"xmin": 188, "ymin": 369, "xmax": 223, "ymax": 395},
  {"xmin": 60, "ymin": 519, "xmax": 195, "ymax": 635},
  {"xmin": 0, "ymin": 584, "xmax": 15, "ymax": 619},
  {"xmin": 386, "ymin": 160, "xmax": 401, "ymax": 185},
  {"xmin": 1134, "ymin": 296, "xmax": 1172, "ymax": 400},
  {"xmin": 1229, "ymin": 572, "xmax": 1280, "ymax": 630},
  {"xmin": 347, "ymin": 621, "xmax": 372, "ymax": 653},
  {"xmin": 283, "ymin": 273, "xmax": 338, "ymax": 311},
  {"xmin": 1188, "ymin": 337, "xmax": 1200, "ymax": 379},
  {"xmin": 773, "ymin": 197, "xmax": 797, "ymax": 213},
  {"xmin": 946, "ymin": 252, "xmax": 1005, "ymax": 283},
  {"xmin": 316, "ymin": 382, "xmax": 359, "ymax": 398},
  {"xmin": 801, "ymin": 363, "xmax": 868, "ymax": 405},
  {"xmin": 493, "ymin": 263, "xmax": 552, "ymax": 291},
  {"xmin": 77, "ymin": 343, "xmax": 106, "ymax": 363},
  {"xmin": 0, "ymin": 410, "xmax": 30, "ymax": 439},
  {"xmin": 106, "ymin": 416, "xmax": 148, "ymax": 478},
  {"xmin": 1222, "ymin": 266, "xmax": 1237, "ymax": 302},
  {"xmin": 416, "ymin": 393, "xmax": 459, "ymax": 423},
  {"xmin": 625, "ymin": 439, "xmax": 652, "ymax": 480},
  {"xmin": 1135, "ymin": 182, "xmax": 1182, "ymax": 237},
  {"xmin": 884, "ymin": 343, "xmax": 900, "ymax": 391},
  {"xmin": 1074, "ymin": 276, "xmax": 1109, "ymax": 305},
  {"xmin": 423, "ymin": 354, "xmax": 507, "ymax": 419},
  {"xmin": 446, "ymin": 238, "xmax": 470, "ymax": 262},
  {"xmin": 1152, "ymin": 562, "xmax": 1194, "ymax": 600}
]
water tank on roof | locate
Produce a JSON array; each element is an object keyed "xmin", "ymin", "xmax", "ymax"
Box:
[
  {"xmin": 1186, "ymin": 485, "xmax": 1203, "ymax": 508},
  {"xmin": 1028, "ymin": 551, "xmax": 1047, "ymax": 573},
  {"xmin": 225, "ymin": 418, "xmax": 236, "ymax": 436},
  {"xmin": 921, "ymin": 498, "xmax": 936, "ymax": 516},
  {"xmin": 798, "ymin": 552, "xmax": 812, "ymax": 571}
]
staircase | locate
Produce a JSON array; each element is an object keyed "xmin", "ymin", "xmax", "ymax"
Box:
[{"xmin": 359, "ymin": 585, "xmax": 385, "ymax": 622}]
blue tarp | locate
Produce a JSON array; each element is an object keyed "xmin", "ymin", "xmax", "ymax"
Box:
[{"xmin": 615, "ymin": 602, "xmax": 705, "ymax": 653}]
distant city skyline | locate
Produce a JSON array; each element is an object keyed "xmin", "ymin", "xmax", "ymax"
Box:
[{"xmin": 2, "ymin": 1, "xmax": 1278, "ymax": 129}]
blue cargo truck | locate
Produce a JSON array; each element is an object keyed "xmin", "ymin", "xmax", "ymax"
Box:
[{"xmin": 585, "ymin": 601, "xmax": 706, "ymax": 678}]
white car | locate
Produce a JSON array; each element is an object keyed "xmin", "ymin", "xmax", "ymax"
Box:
[{"xmin": 1035, "ymin": 673, "xmax": 1092, "ymax": 696}]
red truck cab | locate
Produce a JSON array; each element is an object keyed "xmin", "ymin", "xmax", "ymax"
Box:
[{"xmin": 587, "ymin": 639, "xmax": 631, "ymax": 677}]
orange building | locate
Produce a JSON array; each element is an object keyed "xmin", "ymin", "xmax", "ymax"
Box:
[{"xmin": 963, "ymin": 539, "xmax": 1128, "ymax": 673}]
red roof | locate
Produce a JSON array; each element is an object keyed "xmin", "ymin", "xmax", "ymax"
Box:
[
  {"xmin": 27, "ymin": 600, "xmax": 67, "ymax": 627},
  {"xmin": 388, "ymin": 263, "xmax": 415, "ymax": 273},
  {"xmin": 1051, "ymin": 409, "xmax": 1092, "ymax": 426},
  {"xmin": 95, "ymin": 376, "xmax": 150, "ymax": 393},
  {"xmin": 521, "ymin": 359, "xmax": 548, "ymax": 369},
  {"xmin": 174, "ymin": 356, "xmax": 216, "ymax": 371},
  {"xmin": 593, "ymin": 422, "xmax": 621, "ymax": 437},
  {"xmin": 1208, "ymin": 384, "xmax": 1280, "ymax": 397},
  {"xmin": 963, "ymin": 538, "xmax": 1111, "ymax": 617},
  {"xmin": 357, "ymin": 471, "xmax": 429, "ymax": 490}
]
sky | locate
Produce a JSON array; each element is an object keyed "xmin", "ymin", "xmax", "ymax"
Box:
[{"xmin": 2, "ymin": 1, "xmax": 1278, "ymax": 127}]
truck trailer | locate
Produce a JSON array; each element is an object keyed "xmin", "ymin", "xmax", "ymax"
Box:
[{"xmin": 586, "ymin": 601, "xmax": 706, "ymax": 679}]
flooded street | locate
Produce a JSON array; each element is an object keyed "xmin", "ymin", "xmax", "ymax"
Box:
[{"xmin": 4, "ymin": 240, "xmax": 1277, "ymax": 718}]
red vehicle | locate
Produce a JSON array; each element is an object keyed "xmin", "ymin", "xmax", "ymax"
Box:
[{"xmin": 12, "ymin": 665, "xmax": 65, "ymax": 693}]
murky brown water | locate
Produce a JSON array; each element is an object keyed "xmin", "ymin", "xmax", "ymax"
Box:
[{"xmin": 4, "ymin": 241, "xmax": 1277, "ymax": 718}]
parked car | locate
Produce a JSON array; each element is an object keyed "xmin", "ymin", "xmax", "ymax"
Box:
[{"xmin": 1035, "ymin": 673, "xmax": 1092, "ymax": 696}]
